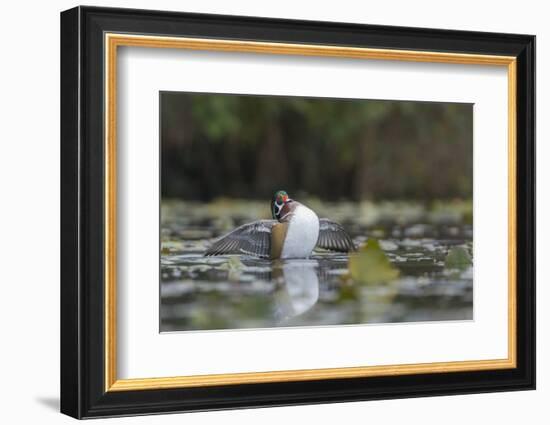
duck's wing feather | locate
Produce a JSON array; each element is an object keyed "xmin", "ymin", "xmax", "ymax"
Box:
[
  {"xmin": 205, "ymin": 220, "xmax": 277, "ymax": 258},
  {"xmin": 316, "ymin": 218, "xmax": 355, "ymax": 252}
]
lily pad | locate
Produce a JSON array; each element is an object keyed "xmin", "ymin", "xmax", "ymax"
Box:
[
  {"xmin": 217, "ymin": 256, "xmax": 245, "ymax": 281},
  {"xmin": 444, "ymin": 246, "xmax": 472, "ymax": 270},
  {"xmin": 218, "ymin": 256, "xmax": 245, "ymax": 271},
  {"xmin": 348, "ymin": 239, "xmax": 399, "ymax": 284}
]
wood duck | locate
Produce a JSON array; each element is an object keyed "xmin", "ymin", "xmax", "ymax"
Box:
[{"xmin": 205, "ymin": 191, "xmax": 355, "ymax": 259}]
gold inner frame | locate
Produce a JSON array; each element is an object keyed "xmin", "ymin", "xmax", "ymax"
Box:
[{"xmin": 104, "ymin": 33, "xmax": 517, "ymax": 392}]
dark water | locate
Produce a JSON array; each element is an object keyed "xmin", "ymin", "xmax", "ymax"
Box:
[{"xmin": 160, "ymin": 200, "xmax": 473, "ymax": 332}]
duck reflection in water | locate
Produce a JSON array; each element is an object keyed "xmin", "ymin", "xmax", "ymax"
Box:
[{"xmin": 272, "ymin": 259, "xmax": 320, "ymax": 324}]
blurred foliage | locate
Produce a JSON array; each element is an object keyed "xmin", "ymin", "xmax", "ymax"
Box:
[
  {"xmin": 444, "ymin": 246, "xmax": 473, "ymax": 270},
  {"xmin": 347, "ymin": 239, "xmax": 399, "ymax": 284},
  {"xmin": 218, "ymin": 256, "xmax": 246, "ymax": 281},
  {"xmin": 161, "ymin": 92, "xmax": 472, "ymax": 201}
]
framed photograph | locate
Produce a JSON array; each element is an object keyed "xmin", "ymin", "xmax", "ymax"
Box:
[{"xmin": 60, "ymin": 6, "xmax": 535, "ymax": 419}]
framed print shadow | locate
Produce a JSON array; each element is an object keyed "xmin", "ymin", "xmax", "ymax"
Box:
[{"xmin": 60, "ymin": 6, "xmax": 536, "ymax": 419}]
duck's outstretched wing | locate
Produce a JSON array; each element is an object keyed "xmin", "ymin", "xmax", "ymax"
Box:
[
  {"xmin": 205, "ymin": 220, "xmax": 277, "ymax": 258},
  {"xmin": 316, "ymin": 218, "xmax": 355, "ymax": 252}
]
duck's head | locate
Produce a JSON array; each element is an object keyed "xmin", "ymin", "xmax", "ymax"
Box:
[{"xmin": 271, "ymin": 190, "xmax": 291, "ymax": 220}]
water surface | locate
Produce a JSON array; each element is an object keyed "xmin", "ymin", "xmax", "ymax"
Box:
[{"xmin": 160, "ymin": 199, "xmax": 473, "ymax": 332}]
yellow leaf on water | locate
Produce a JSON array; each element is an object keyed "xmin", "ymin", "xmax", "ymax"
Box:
[
  {"xmin": 348, "ymin": 239, "xmax": 399, "ymax": 284},
  {"xmin": 218, "ymin": 256, "xmax": 244, "ymax": 270},
  {"xmin": 217, "ymin": 256, "xmax": 245, "ymax": 282}
]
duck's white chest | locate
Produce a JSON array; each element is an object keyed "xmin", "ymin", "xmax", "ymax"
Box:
[{"xmin": 281, "ymin": 205, "xmax": 319, "ymax": 259}]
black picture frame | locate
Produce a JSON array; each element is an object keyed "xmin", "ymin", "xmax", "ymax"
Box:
[{"xmin": 61, "ymin": 5, "xmax": 535, "ymax": 419}]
